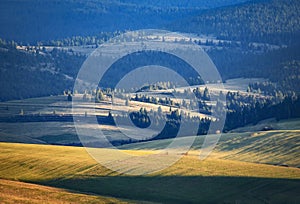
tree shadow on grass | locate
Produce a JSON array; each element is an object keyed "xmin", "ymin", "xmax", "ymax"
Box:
[{"xmin": 35, "ymin": 175, "xmax": 300, "ymax": 204}]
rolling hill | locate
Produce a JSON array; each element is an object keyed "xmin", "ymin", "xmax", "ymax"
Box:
[
  {"xmin": 0, "ymin": 95, "xmax": 299, "ymax": 203},
  {"xmin": 0, "ymin": 0, "xmax": 299, "ymax": 203},
  {"xmin": 0, "ymin": 179, "xmax": 129, "ymax": 204},
  {"xmin": 121, "ymin": 121, "xmax": 300, "ymax": 167},
  {"xmin": 0, "ymin": 142, "xmax": 299, "ymax": 203}
]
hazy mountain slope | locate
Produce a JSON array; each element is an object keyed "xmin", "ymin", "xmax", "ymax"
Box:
[
  {"xmin": 117, "ymin": 0, "xmax": 248, "ymax": 9},
  {"xmin": 208, "ymin": 44, "xmax": 300, "ymax": 91},
  {"xmin": 1, "ymin": 0, "xmax": 299, "ymax": 101},
  {"xmin": 0, "ymin": 0, "xmax": 248, "ymax": 43},
  {"xmin": 171, "ymin": 0, "xmax": 300, "ymax": 44},
  {"xmin": 0, "ymin": 44, "xmax": 84, "ymax": 101}
]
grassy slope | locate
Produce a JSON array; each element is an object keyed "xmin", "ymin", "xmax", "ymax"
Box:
[
  {"xmin": 0, "ymin": 97, "xmax": 299, "ymax": 202},
  {"xmin": 0, "ymin": 95, "xmax": 68, "ymax": 117},
  {"xmin": 0, "ymin": 179, "xmax": 128, "ymax": 204},
  {"xmin": 122, "ymin": 119, "xmax": 300, "ymax": 167},
  {"xmin": 0, "ymin": 142, "xmax": 299, "ymax": 203},
  {"xmin": 230, "ymin": 118, "xmax": 300, "ymax": 132}
]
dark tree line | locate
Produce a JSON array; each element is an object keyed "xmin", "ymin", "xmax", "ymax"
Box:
[{"xmin": 224, "ymin": 92, "xmax": 300, "ymax": 131}]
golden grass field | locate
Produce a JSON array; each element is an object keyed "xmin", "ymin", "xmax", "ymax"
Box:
[
  {"xmin": 122, "ymin": 129, "xmax": 300, "ymax": 168},
  {"xmin": 0, "ymin": 179, "xmax": 128, "ymax": 204},
  {"xmin": 0, "ymin": 141, "xmax": 299, "ymax": 203}
]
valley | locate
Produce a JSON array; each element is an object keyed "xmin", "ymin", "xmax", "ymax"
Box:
[{"xmin": 0, "ymin": 0, "xmax": 299, "ymax": 203}]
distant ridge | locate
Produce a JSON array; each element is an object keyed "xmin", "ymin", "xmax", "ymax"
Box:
[{"xmin": 171, "ymin": 0, "xmax": 300, "ymax": 44}]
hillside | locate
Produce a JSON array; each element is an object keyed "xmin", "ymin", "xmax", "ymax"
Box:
[
  {"xmin": 0, "ymin": 0, "xmax": 299, "ymax": 101},
  {"xmin": 118, "ymin": 0, "xmax": 248, "ymax": 9},
  {"xmin": 172, "ymin": 0, "xmax": 300, "ymax": 44},
  {"xmin": 0, "ymin": 179, "xmax": 128, "ymax": 204},
  {"xmin": 0, "ymin": 42, "xmax": 85, "ymax": 101},
  {"xmin": 121, "ymin": 122, "xmax": 300, "ymax": 167},
  {"xmin": 0, "ymin": 142, "xmax": 299, "ymax": 203},
  {"xmin": 208, "ymin": 44, "xmax": 300, "ymax": 91},
  {"xmin": 0, "ymin": 0, "xmax": 247, "ymax": 43}
]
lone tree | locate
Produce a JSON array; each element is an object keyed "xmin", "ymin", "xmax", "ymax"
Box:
[
  {"xmin": 125, "ymin": 98, "xmax": 130, "ymax": 106},
  {"xmin": 203, "ymin": 87, "xmax": 210, "ymax": 100},
  {"xmin": 95, "ymin": 89, "xmax": 105, "ymax": 103},
  {"xmin": 67, "ymin": 93, "xmax": 72, "ymax": 101}
]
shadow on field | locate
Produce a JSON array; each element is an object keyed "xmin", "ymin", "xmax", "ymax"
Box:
[{"xmin": 38, "ymin": 176, "xmax": 300, "ymax": 204}]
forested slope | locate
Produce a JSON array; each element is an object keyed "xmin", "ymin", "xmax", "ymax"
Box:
[{"xmin": 172, "ymin": 0, "xmax": 300, "ymax": 44}]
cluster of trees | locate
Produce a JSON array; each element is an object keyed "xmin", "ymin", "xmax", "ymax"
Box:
[
  {"xmin": 244, "ymin": 60, "xmax": 300, "ymax": 95},
  {"xmin": 208, "ymin": 44, "xmax": 300, "ymax": 92},
  {"xmin": 131, "ymin": 94, "xmax": 180, "ymax": 108},
  {"xmin": 113, "ymin": 106, "xmax": 212, "ymax": 141},
  {"xmin": 38, "ymin": 31, "xmax": 122, "ymax": 47},
  {"xmin": 137, "ymin": 81, "xmax": 175, "ymax": 92},
  {"xmin": 155, "ymin": 109, "xmax": 213, "ymax": 139},
  {"xmin": 195, "ymin": 39, "xmax": 274, "ymax": 53},
  {"xmin": 193, "ymin": 87, "xmax": 210, "ymax": 101},
  {"xmin": 79, "ymin": 88, "xmax": 116, "ymax": 103},
  {"xmin": 129, "ymin": 108, "xmax": 151, "ymax": 128},
  {"xmin": 247, "ymin": 81, "xmax": 279, "ymax": 96},
  {"xmin": 225, "ymin": 94, "xmax": 300, "ymax": 131}
]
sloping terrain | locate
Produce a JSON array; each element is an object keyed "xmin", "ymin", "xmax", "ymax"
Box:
[
  {"xmin": 0, "ymin": 0, "xmax": 247, "ymax": 43},
  {"xmin": 122, "ymin": 119, "xmax": 300, "ymax": 167},
  {"xmin": 172, "ymin": 0, "xmax": 300, "ymax": 44},
  {"xmin": 0, "ymin": 142, "xmax": 299, "ymax": 203},
  {"xmin": 0, "ymin": 43, "xmax": 85, "ymax": 101},
  {"xmin": 0, "ymin": 179, "xmax": 129, "ymax": 204},
  {"xmin": 1, "ymin": 95, "xmax": 299, "ymax": 168}
]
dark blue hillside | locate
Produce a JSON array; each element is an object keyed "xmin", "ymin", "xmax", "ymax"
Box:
[{"xmin": 0, "ymin": 0, "xmax": 247, "ymax": 43}]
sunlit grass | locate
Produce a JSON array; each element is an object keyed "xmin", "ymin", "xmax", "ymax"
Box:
[
  {"xmin": 0, "ymin": 179, "xmax": 128, "ymax": 204},
  {"xmin": 122, "ymin": 129, "xmax": 300, "ymax": 167},
  {"xmin": 0, "ymin": 142, "xmax": 299, "ymax": 203},
  {"xmin": 0, "ymin": 142, "xmax": 299, "ymax": 180}
]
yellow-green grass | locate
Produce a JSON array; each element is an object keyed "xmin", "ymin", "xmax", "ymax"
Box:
[
  {"xmin": 0, "ymin": 142, "xmax": 299, "ymax": 203},
  {"xmin": 231, "ymin": 118, "xmax": 300, "ymax": 132},
  {"xmin": 0, "ymin": 179, "xmax": 128, "ymax": 204},
  {"xmin": 122, "ymin": 130, "xmax": 300, "ymax": 167},
  {"xmin": 215, "ymin": 130, "xmax": 300, "ymax": 167}
]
